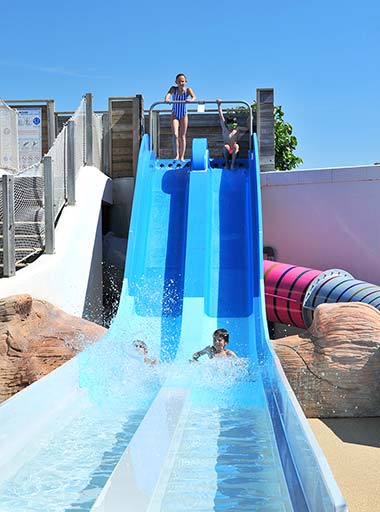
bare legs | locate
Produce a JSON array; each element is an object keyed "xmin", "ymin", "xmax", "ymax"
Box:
[
  {"xmin": 223, "ymin": 143, "xmax": 239, "ymax": 169},
  {"xmin": 171, "ymin": 114, "xmax": 188, "ymax": 160}
]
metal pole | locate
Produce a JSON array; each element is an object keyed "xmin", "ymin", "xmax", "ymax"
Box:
[
  {"xmin": 47, "ymin": 100, "xmax": 56, "ymax": 149},
  {"xmin": 2, "ymin": 175, "xmax": 15, "ymax": 277},
  {"xmin": 67, "ymin": 120, "xmax": 76, "ymax": 205},
  {"xmin": 43, "ymin": 156, "xmax": 55, "ymax": 254},
  {"xmin": 148, "ymin": 100, "xmax": 253, "ymax": 151},
  {"xmin": 85, "ymin": 92, "xmax": 93, "ymax": 166},
  {"xmin": 150, "ymin": 110, "xmax": 159, "ymax": 157}
]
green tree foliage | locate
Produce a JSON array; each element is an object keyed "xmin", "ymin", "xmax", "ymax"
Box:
[
  {"xmin": 273, "ymin": 105, "xmax": 303, "ymax": 170},
  {"xmin": 251, "ymin": 102, "xmax": 303, "ymax": 171}
]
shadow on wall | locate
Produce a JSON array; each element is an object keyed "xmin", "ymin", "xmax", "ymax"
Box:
[{"xmin": 82, "ymin": 210, "xmax": 105, "ymax": 325}]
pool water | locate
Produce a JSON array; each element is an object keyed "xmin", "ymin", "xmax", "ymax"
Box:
[
  {"xmin": 0, "ymin": 397, "xmax": 153, "ymax": 512},
  {"xmin": 0, "ymin": 357, "xmax": 292, "ymax": 512},
  {"xmin": 0, "ymin": 349, "xmax": 160, "ymax": 512},
  {"xmin": 159, "ymin": 364, "xmax": 293, "ymax": 512}
]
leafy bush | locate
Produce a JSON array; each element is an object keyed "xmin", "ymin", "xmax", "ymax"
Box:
[{"xmin": 250, "ymin": 102, "xmax": 303, "ymax": 171}]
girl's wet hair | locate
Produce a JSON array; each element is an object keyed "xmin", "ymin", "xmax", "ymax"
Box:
[
  {"xmin": 213, "ymin": 328, "xmax": 229, "ymax": 344},
  {"xmin": 176, "ymin": 73, "xmax": 187, "ymax": 81}
]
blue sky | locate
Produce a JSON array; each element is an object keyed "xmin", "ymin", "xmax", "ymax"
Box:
[{"xmin": 1, "ymin": 0, "xmax": 379, "ymax": 169}]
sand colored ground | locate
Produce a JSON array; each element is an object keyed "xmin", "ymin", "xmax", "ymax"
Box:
[{"xmin": 309, "ymin": 418, "xmax": 380, "ymax": 512}]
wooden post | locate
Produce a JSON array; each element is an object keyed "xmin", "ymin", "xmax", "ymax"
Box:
[
  {"xmin": 47, "ymin": 100, "xmax": 56, "ymax": 149},
  {"xmin": 102, "ymin": 112, "xmax": 110, "ymax": 176},
  {"xmin": 109, "ymin": 95, "xmax": 144, "ymax": 179},
  {"xmin": 256, "ymin": 88, "xmax": 275, "ymax": 172}
]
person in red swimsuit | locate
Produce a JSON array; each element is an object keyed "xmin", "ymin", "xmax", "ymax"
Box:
[{"xmin": 216, "ymin": 99, "xmax": 248, "ymax": 170}]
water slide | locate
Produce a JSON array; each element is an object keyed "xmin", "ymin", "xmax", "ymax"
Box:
[
  {"xmin": 0, "ymin": 127, "xmax": 347, "ymax": 510},
  {"xmin": 90, "ymin": 133, "xmax": 346, "ymax": 510}
]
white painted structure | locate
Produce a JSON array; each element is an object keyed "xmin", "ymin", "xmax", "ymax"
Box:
[
  {"xmin": 91, "ymin": 388, "xmax": 190, "ymax": 512},
  {"xmin": 0, "ymin": 358, "xmax": 81, "ymax": 486},
  {"xmin": 261, "ymin": 165, "xmax": 380, "ymax": 286},
  {"xmin": 0, "ymin": 165, "xmax": 112, "ymax": 319}
]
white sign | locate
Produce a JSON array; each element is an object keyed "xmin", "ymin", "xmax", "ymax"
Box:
[
  {"xmin": 0, "ymin": 101, "xmax": 19, "ymax": 172},
  {"xmin": 17, "ymin": 107, "xmax": 42, "ymax": 170}
]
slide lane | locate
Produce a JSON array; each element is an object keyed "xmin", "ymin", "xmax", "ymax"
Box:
[
  {"xmin": 158, "ymin": 151, "xmax": 293, "ymax": 510},
  {"xmin": 0, "ymin": 134, "xmax": 347, "ymax": 511},
  {"xmin": 94, "ymin": 135, "xmax": 346, "ymax": 511}
]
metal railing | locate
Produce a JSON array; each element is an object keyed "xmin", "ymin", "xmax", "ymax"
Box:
[
  {"xmin": 0, "ymin": 93, "xmax": 103, "ymax": 277},
  {"xmin": 148, "ymin": 100, "xmax": 253, "ymax": 153}
]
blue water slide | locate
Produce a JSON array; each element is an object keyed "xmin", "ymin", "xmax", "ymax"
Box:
[
  {"xmin": 115, "ymin": 134, "xmax": 191, "ymax": 360},
  {"xmin": 0, "ymin": 126, "xmax": 348, "ymax": 510},
  {"xmin": 94, "ymin": 132, "xmax": 347, "ymax": 511}
]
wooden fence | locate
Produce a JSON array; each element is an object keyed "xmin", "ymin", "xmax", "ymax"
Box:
[{"xmin": 108, "ymin": 89, "xmax": 274, "ymax": 178}]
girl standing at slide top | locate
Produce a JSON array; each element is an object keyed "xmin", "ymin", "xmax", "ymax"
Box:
[{"xmin": 165, "ymin": 73, "xmax": 196, "ymax": 161}]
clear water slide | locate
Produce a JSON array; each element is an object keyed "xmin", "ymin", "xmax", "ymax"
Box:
[{"xmin": 0, "ymin": 109, "xmax": 347, "ymax": 511}]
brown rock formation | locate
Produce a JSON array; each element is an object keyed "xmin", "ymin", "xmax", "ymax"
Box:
[
  {"xmin": 0, "ymin": 294, "xmax": 106, "ymax": 403},
  {"xmin": 272, "ymin": 302, "xmax": 380, "ymax": 418}
]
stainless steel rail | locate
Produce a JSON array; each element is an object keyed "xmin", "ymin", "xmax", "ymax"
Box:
[{"xmin": 148, "ymin": 100, "xmax": 253, "ymax": 152}]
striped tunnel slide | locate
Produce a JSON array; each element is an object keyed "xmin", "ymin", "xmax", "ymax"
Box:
[{"xmin": 264, "ymin": 260, "xmax": 380, "ymax": 329}]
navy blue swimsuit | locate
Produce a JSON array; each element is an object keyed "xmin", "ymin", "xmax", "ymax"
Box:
[{"xmin": 171, "ymin": 87, "xmax": 188, "ymax": 120}]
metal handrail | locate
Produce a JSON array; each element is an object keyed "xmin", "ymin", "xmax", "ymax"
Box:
[{"xmin": 148, "ymin": 100, "xmax": 253, "ymax": 152}]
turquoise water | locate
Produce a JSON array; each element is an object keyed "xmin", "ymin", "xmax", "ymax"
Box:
[
  {"xmin": 160, "ymin": 362, "xmax": 293, "ymax": 511},
  {"xmin": 0, "ymin": 350, "xmax": 160, "ymax": 512},
  {"xmin": 0, "ymin": 356, "xmax": 292, "ymax": 512},
  {"xmin": 0, "ymin": 402, "xmax": 146, "ymax": 512}
]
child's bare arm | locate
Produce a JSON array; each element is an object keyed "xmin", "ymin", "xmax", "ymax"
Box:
[
  {"xmin": 165, "ymin": 86, "xmax": 175, "ymax": 102},
  {"xmin": 192, "ymin": 346, "xmax": 209, "ymax": 361},
  {"xmin": 186, "ymin": 87, "xmax": 196, "ymax": 101},
  {"xmin": 216, "ymin": 99, "xmax": 225, "ymax": 126}
]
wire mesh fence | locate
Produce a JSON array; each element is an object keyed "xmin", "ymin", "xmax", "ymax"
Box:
[
  {"xmin": 0, "ymin": 94, "xmax": 103, "ymax": 276},
  {"xmin": 13, "ymin": 175, "xmax": 45, "ymax": 265}
]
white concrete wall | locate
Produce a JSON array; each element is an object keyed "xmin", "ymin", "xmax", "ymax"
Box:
[
  {"xmin": 261, "ymin": 165, "xmax": 380, "ymax": 285},
  {"xmin": 0, "ymin": 166, "xmax": 112, "ymax": 318}
]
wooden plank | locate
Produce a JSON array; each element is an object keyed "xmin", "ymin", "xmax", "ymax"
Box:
[
  {"xmin": 109, "ymin": 96, "xmax": 143, "ymax": 178},
  {"xmin": 256, "ymin": 88, "xmax": 274, "ymax": 172}
]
